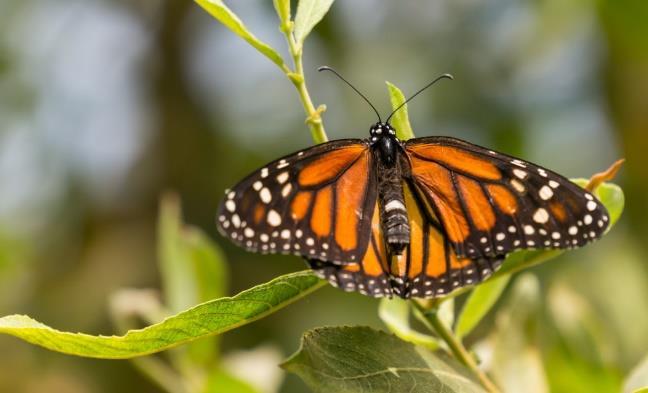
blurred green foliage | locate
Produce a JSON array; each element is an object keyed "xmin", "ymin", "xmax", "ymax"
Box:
[{"xmin": 0, "ymin": 0, "xmax": 646, "ymax": 392}]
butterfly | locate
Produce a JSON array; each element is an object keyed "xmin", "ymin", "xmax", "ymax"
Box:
[{"xmin": 216, "ymin": 68, "xmax": 609, "ymax": 299}]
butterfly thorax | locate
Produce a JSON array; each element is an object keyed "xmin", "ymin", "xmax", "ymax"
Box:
[
  {"xmin": 369, "ymin": 122, "xmax": 398, "ymax": 164},
  {"xmin": 369, "ymin": 122, "xmax": 410, "ymax": 255}
]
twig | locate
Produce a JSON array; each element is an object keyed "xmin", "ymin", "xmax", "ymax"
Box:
[
  {"xmin": 280, "ymin": 21, "xmax": 328, "ymax": 144},
  {"xmin": 411, "ymin": 300, "xmax": 502, "ymax": 393}
]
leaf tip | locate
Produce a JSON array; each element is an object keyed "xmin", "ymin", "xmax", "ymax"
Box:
[{"xmin": 586, "ymin": 158, "xmax": 625, "ymax": 192}]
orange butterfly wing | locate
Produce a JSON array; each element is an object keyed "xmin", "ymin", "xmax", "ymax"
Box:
[
  {"xmin": 217, "ymin": 139, "xmax": 378, "ymax": 264},
  {"xmin": 309, "ymin": 202, "xmax": 392, "ymax": 297},
  {"xmin": 219, "ymin": 134, "xmax": 610, "ymax": 300},
  {"xmin": 405, "ymin": 137, "xmax": 609, "ymax": 259},
  {"xmin": 309, "ymin": 182, "xmax": 502, "ymax": 299}
]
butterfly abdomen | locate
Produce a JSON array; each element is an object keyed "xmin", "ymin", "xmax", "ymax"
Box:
[{"xmin": 375, "ymin": 148, "xmax": 409, "ymax": 255}]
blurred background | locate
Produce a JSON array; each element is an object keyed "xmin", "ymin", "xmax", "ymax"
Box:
[{"xmin": 0, "ymin": 0, "xmax": 646, "ymax": 392}]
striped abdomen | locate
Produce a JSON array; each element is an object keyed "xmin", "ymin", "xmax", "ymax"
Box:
[{"xmin": 377, "ymin": 164, "xmax": 410, "ymax": 254}]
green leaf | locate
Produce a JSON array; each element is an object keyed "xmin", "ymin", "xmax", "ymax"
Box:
[
  {"xmin": 438, "ymin": 296, "xmax": 455, "ymax": 328},
  {"xmin": 584, "ymin": 179, "xmax": 625, "ymax": 225},
  {"xmin": 293, "ymin": 0, "xmax": 335, "ymax": 47},
  {"xmin": 0, "ymin": 271, "xmax": 325, "ymax": 359},
  {"xmin": 195, "ymin": 0, "xmax": 285, "ymax": 68},
  {"xmin": 455, "ymin": 275, "xmax": 510, "ymax": 338},
  {"xmin": 625, "ymin": 355, "xmax": 648, "ymax": 393},
  {"xmin": 378, "ymin": 298, "xmax": 439, "ymax": 350},
  {"xmin": 159, "ymin": 194, "xmax": 225, "ymax": 313},
  {"xmin": 158, "ymin": 194, "xmax": 230, "ymax": 366},
  {"xmin": 273, "ymin": 0, "xmax": 291, "ymax": 24},
  {"xmin": 386, "ymin": 81, "xmax": 415, "ymax": 140},
  {"xmin": 184, "ymin": 227, "xmax": 228, "ymax": 304},
  {"xmin": 282, "ymin": 326, "xmax": 486, "ymax": 393}
]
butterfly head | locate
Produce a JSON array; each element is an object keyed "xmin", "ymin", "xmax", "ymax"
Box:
[{"xmin": 369, "ymin": 122, "xmax": 397, "ymax": 143}]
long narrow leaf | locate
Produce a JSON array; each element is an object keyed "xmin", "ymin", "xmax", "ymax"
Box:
[
  {"xmin": 455, "ymin": 275, "xmax": 510, "ymax": 338},
  {"xmin": 273, "ymin": 0, "xmax": 291, "ymax": 24},
  {"xmin": 195, "ymin": 0, "xmax": 285, "ymax": 67},
  {"xmin": 386, "ymin": 81, "xmax": 415, "ymax": 140},
  {"xmin": 293, "ymin": 0, "xmax": 335, "ymax": 46},
  {"xmin": 378, "ymin": 298, "xmax": 439, "ymax": 350},
  {"xmin": 0, "ymin": 271, "xmax": 324, "ymax": 359}
]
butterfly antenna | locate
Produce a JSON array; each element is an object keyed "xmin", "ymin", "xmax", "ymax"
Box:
[
  {"xmin": 318, "ymin": 66, "xmax": 382, "ymax": 123},
  {"xmin": 385, "ymin": 74, "xmax": 454, "ymax": 124}
]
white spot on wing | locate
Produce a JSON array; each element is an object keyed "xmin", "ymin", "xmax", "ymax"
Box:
[
  {"xmin": 260, "ymin": 188, "xmax": 272, "ymax": 204},
  {"xmin": 533, "ymin": 208, "xmax": 549, "ymax": 224},
  {"xmin": 225, "ymin": 200, "xmax": 236, "ymax": 212},
  {"xmin": 276, "ymin": 172, "xmax": 289, "ymax": 184},
  {"xmin": 587, "ymin": 201, "xmax": 597, "ymax": 211},
  {"xmin": 267, "ymin": 210, "xmax": 282, "ymax": 226},
  {"xmin": 232, "ymin": 214, "xmax": 241, "ymax": 228},
  {"xmin": 511, "ymin": 159, "xmax": 526, "ymax": 168},
  {"xmin": 539, "ymin": 186, "xmax": 553, "ymax": 200},
  {"xmin": 511, "ymin": 179, "xmax": 526, "ymax": 193},
  {"xmin": 281, "ymin": 184, "xmax": 292, "ymax": 197},
  {"xmin": 513, "ymin": 169, "xmax": 528, "ymax": 179}
]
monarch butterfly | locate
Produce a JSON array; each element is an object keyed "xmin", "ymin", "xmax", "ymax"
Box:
[{"xmin": 216, "ymin": 67, "xmax": 609, "ymax": 299}]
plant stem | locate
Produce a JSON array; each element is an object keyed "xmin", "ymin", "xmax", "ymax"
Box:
[
  {"xmin": 281, "ymin": 22, "xmax": 328, "ymax": 144},
  {"xmin": 412, "ymin": 300, "xmax": 501, "ymax": 393}
]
